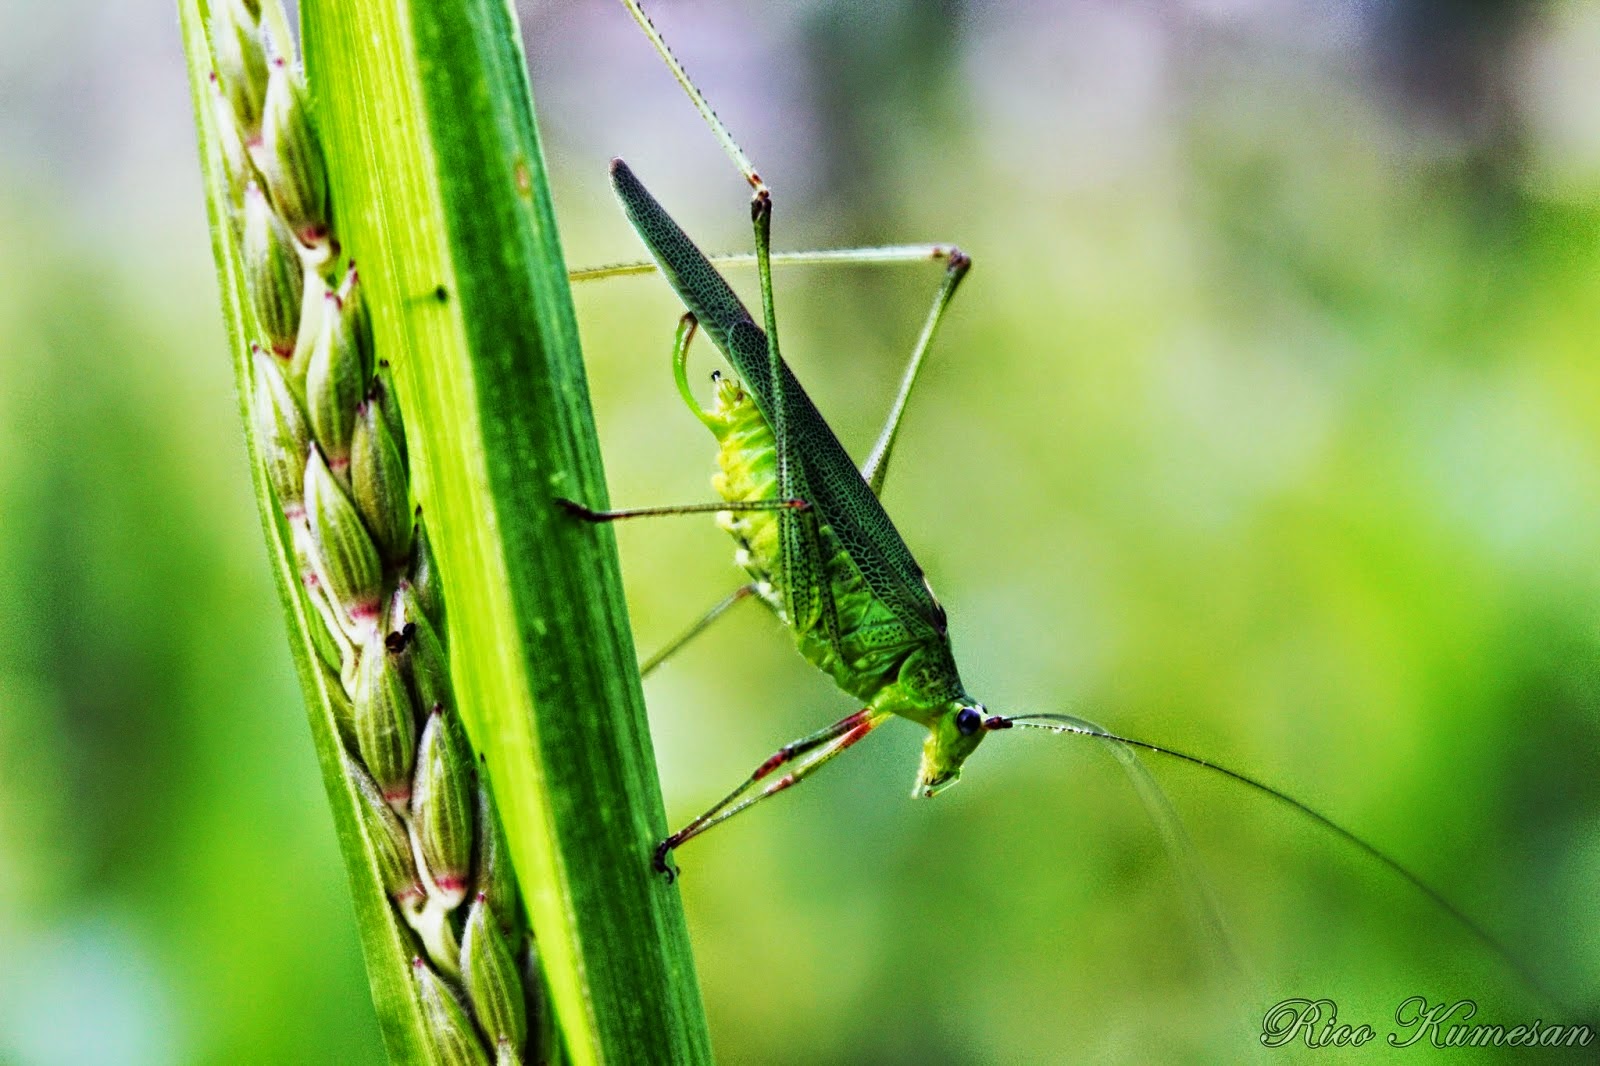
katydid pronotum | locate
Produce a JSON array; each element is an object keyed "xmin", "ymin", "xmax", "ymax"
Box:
[{"xmin": 556, "ymin": 0, "xmax": 1562, "ymax": 1006}]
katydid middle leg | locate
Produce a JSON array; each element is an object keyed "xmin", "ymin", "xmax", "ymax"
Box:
[{"xmin": 638, "ymin": 581, "xmax": 758, "ymax": 678}]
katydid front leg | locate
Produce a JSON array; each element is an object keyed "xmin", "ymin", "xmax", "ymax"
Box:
[{"xmin": 652, "ymin": 707, "xmax": 891, "ymax": 881}]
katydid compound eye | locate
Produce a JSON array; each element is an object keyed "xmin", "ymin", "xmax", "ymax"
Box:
[{"xmin": 955, "ymin": 708, "xmax": 981, "ymax": 736}]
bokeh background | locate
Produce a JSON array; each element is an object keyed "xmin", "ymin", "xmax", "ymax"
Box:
[{"xmin": 3, "ymin": 0, "xmax": 1599, "ymax": 1061}]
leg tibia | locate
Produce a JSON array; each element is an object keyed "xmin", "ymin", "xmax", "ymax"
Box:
[
  {"xmin": 556, "ymin": 497, "xmax": 808, "ymax": 523},
  {"xmin": 569, "ymin": 245, "xmax": 965, "ymax": 284},
  {"xmin": 653, "ymin": 708, "xmax": 891, "ymax": 878},
  {"xmin": 863, "ymin": 251, "xmax": 972, "ymax": 495},
  {"xmin": 639, "ymin": 583, "xmax": 758, "ymax": 678}
]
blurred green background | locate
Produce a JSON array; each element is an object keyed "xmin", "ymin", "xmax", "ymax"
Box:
[{"xmin": 3, "ymin": 0, "xmax": 1598, "ymax": 1062}]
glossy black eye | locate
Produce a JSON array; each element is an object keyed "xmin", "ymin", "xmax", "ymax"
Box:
[{"xmin": 955, "ymin": 708, "xmax": 981, "ymax": 736}]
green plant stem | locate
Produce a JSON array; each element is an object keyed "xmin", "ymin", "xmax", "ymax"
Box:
[{"xmin": 300, "ymin": 2, "xmax": 711, "ymax": 1062}]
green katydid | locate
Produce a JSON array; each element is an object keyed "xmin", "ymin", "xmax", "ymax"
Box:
[{"xmin": 556, "ymin": 0, "xmax": 1561, "ymax": 1003}]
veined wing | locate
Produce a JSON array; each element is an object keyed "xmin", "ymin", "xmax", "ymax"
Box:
[{"xmin": 610, "ymin": 159, "xmax": 947, "ymax": 638}]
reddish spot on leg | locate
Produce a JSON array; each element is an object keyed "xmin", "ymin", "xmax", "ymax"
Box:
[
  {"xmin": 753, "ymin": 749, "xmax": 791, "ymax": 781},
  {"xmin": 838, "ymin": 722, "xmax": 875, "ymax": 750}
]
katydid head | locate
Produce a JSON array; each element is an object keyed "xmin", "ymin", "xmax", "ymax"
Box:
[{"xmin": 915, "ymin": 701, "xmax": 999, "ymax": 797}]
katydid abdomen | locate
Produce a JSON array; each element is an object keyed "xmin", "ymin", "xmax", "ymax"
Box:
[{"xmin": 699, "ymin": 368, "xmax": 926, "ymax": 705}]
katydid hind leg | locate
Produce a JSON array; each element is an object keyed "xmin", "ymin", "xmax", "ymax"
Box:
[
  {"xmin": 570, "ymin": 245, "xmax": 967, "ymax": 286},
  {"xmin": 618, "ymin": 0, "xmax": 766, "ymax": 194},
  {"xmin": 749, "ymin": 190, "xmax": 808, "ymax": 633},
  {"xmin": 749, "ymin": 189, "xmax": 798, "ymax": 612},
  {"xmin": 750, "ymin": 188, "xmax": 847, "ymax": 658},
  {"xmin": 862, "ymin": 250, "xmax": 973, "ymax": 496}
]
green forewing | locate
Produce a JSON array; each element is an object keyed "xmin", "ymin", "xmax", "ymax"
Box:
[{"xmin": 610, "ymin": 160, "xmax": 947, "ymax": 639}]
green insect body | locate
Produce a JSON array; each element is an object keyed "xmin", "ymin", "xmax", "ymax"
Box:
[
  {"xmin": 682, "ymin": 329, "xmax": 985, "ymax": 796},
  {"xmin": 601, "ymin": 157, "xmax": 990, "ymax": 802}
]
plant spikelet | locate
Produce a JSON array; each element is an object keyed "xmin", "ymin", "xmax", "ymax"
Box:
[{"xmin": 206, "ymin": 9, "xmax": 539, "ymax": 1058}]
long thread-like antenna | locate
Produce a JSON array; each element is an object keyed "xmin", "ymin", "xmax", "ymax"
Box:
[
  {"xmin": 996, "ymin": 714, "xmax": 1573, "ymax": 1014},
  {"xmin": 618, "ymin": 0, "xmax": 766, "ymax": 193}
]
